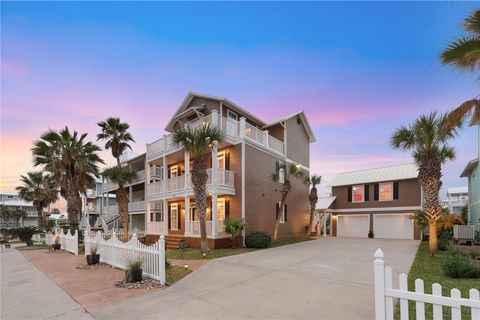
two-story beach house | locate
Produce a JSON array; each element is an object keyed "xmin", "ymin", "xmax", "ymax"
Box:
[
  {"xmin": 0, "ymin": 190, "xmax": 38, "ymax": 228},
  {"xmin": 98, "ymin": 92, "xmax": 315, "ymax": 248},
  {"xmin": 323, "ymin": 164, "xmax": 422, "ymax": 240}
]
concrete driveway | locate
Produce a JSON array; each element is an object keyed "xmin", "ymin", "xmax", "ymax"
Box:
[{"xmin": 92, "ymin": 238, "xmax": 419, "ymax": 320}]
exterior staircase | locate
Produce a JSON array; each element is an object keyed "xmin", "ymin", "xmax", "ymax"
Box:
[{"xmin": 141, "ymin": 233, "xmax": 186, "ymax": 250}]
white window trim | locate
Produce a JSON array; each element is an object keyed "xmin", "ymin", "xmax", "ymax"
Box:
[
  {"xmin": 279, "ymin": 168, "xmax": 285, "ymax": 184},
  {"xmin": 279, "ymin": 202, "xmax": 286, "ymax": 223},
  {"xmin": 217, "ymin": 151, "xmax": 225, "ymax": 170},
  {"xmin": 379, "ymin": 182, "xmax": 394, "ymax": 202},
  {"xmin": 227, "ymin": 109, "xmax": 238, "ymax": 121},
  {"xmin": 170, "ymin": 203, "xmax": 178, "ymax": 230},
  {"xmin": 352, "ymin": 184, "xmax": 365, "ymax": 203},
  {"xmin": 217, "ymin": 198, "xmax": 225, "ymax": 221}
]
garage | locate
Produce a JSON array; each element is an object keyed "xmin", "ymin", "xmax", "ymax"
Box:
[
  {"xmin": 337, "ymin": 214, "xmax": 369, "ymax": 238},
  {"xmin": 373, "ymin": 214, "xmax": 414, "ymax": 239}
]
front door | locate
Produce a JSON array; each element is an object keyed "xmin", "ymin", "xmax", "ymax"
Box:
[
  {"xmin": 170, "ymin": 203, "xmax": 178, "ymax": 231},
  {"xmin": 226, "ymin": 109, "xmax": 238, "ymax": 136},
  {"xmin": 217, "ymin": 152, "xmax": 225, "ymax": 184},
  {"xmin": 170, "ymin": 165, "xmax": 178, "ymax": 190}
]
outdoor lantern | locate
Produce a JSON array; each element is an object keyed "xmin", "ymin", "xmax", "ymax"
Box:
[
  {"xmin": 184, "ymin": 264, "xmax": 188, "ymax": 270},
  {"xmin": 202, "ymin": 253, "xmax": 207, "ymax": 258}
]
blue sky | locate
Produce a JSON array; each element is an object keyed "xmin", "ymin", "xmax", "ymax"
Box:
[{"xmin": 1, "ymin": 1, "xmax": 479, "ymax": 199}]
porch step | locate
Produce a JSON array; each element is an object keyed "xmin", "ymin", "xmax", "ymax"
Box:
[{"xmin": 165, "ymin": 235, "xmax": 186, "ymax": 250}]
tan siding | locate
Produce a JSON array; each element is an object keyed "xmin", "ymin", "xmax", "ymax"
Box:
[
  {"xmin": 265, "ymin": 123, "xmax": 284, "ymax": 142},
  {"xmin": 331, "ymin": 179, "xmax": 422, "ymax": 209},
  {"xmin": 285, "ymin": 117, "xmax": 310, "ymax": 167},
  {"xmin": 220, "ymin": 144, "xmax": 242, "ymax": 220},
  {"xmin": 244, "ymin": 143, "xmax": 309, "ymax": 238}
]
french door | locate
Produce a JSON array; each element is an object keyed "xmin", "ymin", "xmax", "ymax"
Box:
[{"xmin": 170, "ymin": 203, "xmax": 178, "ymax": 230}]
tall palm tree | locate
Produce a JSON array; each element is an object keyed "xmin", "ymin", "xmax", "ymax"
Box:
[
  {"xmin": 32, "ymin": 127, "xmax": 104, "ymax": 229},
  {"xmin": 16, "ymin": 171, "xmax": 58, "ymax": 229},
  {"xmin": 173, "ymin": 124, "xmax": 224, "ymax": 252},
  {"xmin": 304, "ymin": 174, "xmax": 321, "ymax": 238},
  {"xmin": 97, "ymin": 117, "xmax": 135, "ymax": 166},
  {"xmin": 272, "ymin": 162, "xmax": 303, "ymax": 241},
  {"xmin": 97, "ymin": 117, "xmax": 136, "ymax": 238},
  {"xmin": 441, "ymin": 8, "xmax": 480, "ymax": 142},
  {"xmin": 391, "ymin": 112, "xmax": 458, "ymax": 253},
  {"xmin": 102, "ymin": 166, "xmax": 137, "ymax": 241}
]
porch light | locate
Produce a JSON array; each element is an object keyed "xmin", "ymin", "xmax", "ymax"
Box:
[
  {"xmin": 202, "ymin": 253, "xmax": 207, "ymax": 258},
  {"xmin": 184, "ymin": 264, "xmax": 189, "ymax": 270}
]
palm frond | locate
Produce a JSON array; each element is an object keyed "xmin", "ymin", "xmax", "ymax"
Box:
[
  {"xmin": 464, "ymin": 8, "xmax": 480, "ymax": 35},
  {"xmin": 440, "ymin": 36, "xmax": 480, "ymax": 73}
]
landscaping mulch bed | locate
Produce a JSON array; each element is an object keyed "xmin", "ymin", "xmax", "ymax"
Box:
[
  {"xmin": 76, "ymin": 262, "xmax": 113, "ymax": 270},
  {"xmin": 113, "ymin": 277, "xmax": 163, "ymax": 289}
]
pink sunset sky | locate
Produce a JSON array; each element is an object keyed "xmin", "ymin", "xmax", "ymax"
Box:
[{"xmin": 1, "ymin": 2, "xmax": 479, "ymax": 210}]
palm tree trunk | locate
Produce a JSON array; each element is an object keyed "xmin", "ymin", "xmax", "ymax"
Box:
[
  {"xmin": 428, "ymin": 220, "xmax": 438, "ymax": 253},
  {"xmin": 67, "ymin": 190, "xmax": 82, "ymax": 229},
  {"xmin": 191, "ymin": 158, "xmax": 209, "ymax": 252},
  {"xmin": 36, "ymin": 206, "xmax": 44, "ymax": 230},
  {"xmin": 116, "ymin": 187, "xmax": 129, "ymax": 241},
  {"xmin": 273, "ymin": 192, "xmax": 288, "ymax": 241},
  {"xmin": 306, "ymin": 206, "xmax": 315, "ymax": 238}
]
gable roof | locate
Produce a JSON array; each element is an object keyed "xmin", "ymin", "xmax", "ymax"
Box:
[
  {"xmin": 264, "ymin": 110, "xmax": 316, "ymax": 143},
  {"xmin": 460, "ymin": 159, "xmax": 479, "ymax": 177},
  {"xmin": 315, "ymin": 196, "xmax": 336, "ymax": 210},
  {"xmin": 329, "ymin": 163, "xmax": 418, "ymax": 187},
  {"xmin": 447, "ymin": 186, "xmax": 468, "ymax": 194},
  {"xmin": 165, "ymin": 92, "xmax": 266, "ymax": 132}
]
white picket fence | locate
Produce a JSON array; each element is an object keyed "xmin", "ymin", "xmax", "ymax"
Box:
[
  {"xmin": 84, "ymin": 230, "xmax": 165, "ymax": 285},
  {"xmin": 45, "ymin": 228, "xmax": 78, "ymax": 255},
  {"xmin": 374, "ymin": 248, "xmax": 480, "ymax": 320}
]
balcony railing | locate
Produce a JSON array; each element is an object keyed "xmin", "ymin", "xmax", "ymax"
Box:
[
  {"xmin": 147, "ymin": 221, "xmax": 167, "ymax": 235},
  {"xmin": 186, "ymin": 220, "xmax": 225, "ymax": 237},
  {"xmin": 129, "ymin": 201, "xmax": 146, "ymax": 212},
  {"xmin": 146, "ymin": 112, "xmax": 285, "ymax": 158},
  {"xmin": 135, "ymin": 169, "xmax": 146, "ymax": 182},
  {"xmin": 147, "ymin": 169, "xmax": 234, "ymax": 197},
  {"xmin": 150, "ymin": 167, "xmax": 163, "ymax": 178},
  {"xmin": 105, "ymin": 205, "xmax": 118, "ymax": 215}
]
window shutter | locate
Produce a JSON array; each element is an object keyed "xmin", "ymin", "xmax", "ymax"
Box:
[
  {"xmin": 178, "ymin": 204, "xmax": 181, "ymax": 230},
  {"xmin": 276, "ymin": 202, "xmax": 280, "ymax": 219},
  {"xmin": 374, "ymin": 183, "xmax": 379, "ymax": 201},
  {"xmin": 284, "ymin": 204, "xmax": 288, "ymax": 222},
  {"xmin": 167, "ymin": 168, "xmax": 171, "ymax": 179},
  {"xmin": 347, "ymin": 186, "xmax": 352, "ymax": 202},
  {"xmin": 393, "ymin": 182, "xmax": 399, "ymax": 200},
  {"xmin": 275, "ymin": 161, "xmax": 280, "ymax": 174},
  {"xmin": 168, "ymin": 205, "xmax": 171, "ymax": 229},
  {"xmin": 225, "ymin": 199, "xmax": 230, "ymax": 219},
  {"xmin": 364, "ymin": 185, "xmax": 369, "ymax": 201},
  {"xmin": 225, "ymin": 152, "xmax": 230, "ymax": 171}
]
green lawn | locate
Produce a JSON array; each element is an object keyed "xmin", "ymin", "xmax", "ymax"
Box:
[
  {"xmin": 16, "ymin": 244, "xmax": 50, "ymax": 251},
  {"xmin": 395, "ymin": 242, "xmax": 480, "ymax": 320},
  {"xmin": 166, "ymin": 265, "xmax": 191, "ymax": 285},
  {"xmin": 166, "ymin": 237, "xmax": 314, "ymax": 260}
]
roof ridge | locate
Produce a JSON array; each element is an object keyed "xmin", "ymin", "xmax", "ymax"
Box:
[{"xmin": 335, "ymin": 163, "xmax": 417, "ymax": 175}]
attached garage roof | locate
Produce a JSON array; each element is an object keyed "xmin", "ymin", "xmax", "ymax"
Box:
[
  {"xmin": 460, "ymin": 159, "xmax": 479, "ymax": 178},
  {"xmin": 315, "ymin": 196, "xmax": 336, "ymax": 210},
  {"xmin": 329, "ymin": 163, "xmax": 418, "ymax": 187}
]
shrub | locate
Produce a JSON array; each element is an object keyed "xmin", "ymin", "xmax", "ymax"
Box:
[
  {"xmin": 438, "ymin": 230, "xmax": 450, "ymax": 251},
  {"xmin": 224, "ymin": 218, "xmax": 246, "ymax": 248},
  {"xmin": 11, "ymin": 226, "xmax": 39, "ymax": 246},
  {"xmin": 245, "ymin": 231, "xmax": 271, "ymax": 248},
  {"xmin": 441, "ymin": 249, "xmax": 480, "ymax": 278}
]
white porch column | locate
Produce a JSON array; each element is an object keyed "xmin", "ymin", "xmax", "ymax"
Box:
[
  {"xmin": 129, "ymin": 185, "xmax": 133, "ymax": 231},
  {"xmin": 264, "ymin": 129, "xmax": 269, "ymax": 148},
  {"xmin": 162, "ymin": 156, "xmax": 167, "ymax": 193},
  {"xmin": 146, "ymin": 201, "xmax": 151, "ymax": 234},
  {"xmin": 239, "ymin": 117, "xmax": 246, "ymax": 138},
  {"xmin": 211, "ymin": 140, "xmax": 218, "ymax": 238},
  {"xmin": 211, "ymin": 109, "xmax": 219, "ymax": 128},
  {"xmin": 163, "ymin": 199, "xmax": 168, "ymax": 235},
  {"xmin": 184, "ymin": 196, "xmax": 190, "ymax": 236},
  {"xmin": 184, "ymin": 151, "xmax": 190, "ymax": 189},
  {"xmin": 323, "ymin": 212, "xmax": 328, "ymax": 238}
]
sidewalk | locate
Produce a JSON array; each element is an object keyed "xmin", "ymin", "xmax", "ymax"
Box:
[{"xmin": 0, "ymin": 247, "xmax": 94, "ymax": 320}]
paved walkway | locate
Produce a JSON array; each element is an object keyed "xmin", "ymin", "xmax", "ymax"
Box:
[
  {"xmin": 91, "ymin": 238, "xmax": 419, "ymax": 320},
  {"xmin": 21, "ymin": 249, "xmax": 163, "ymax": 310},
  {"xmin": 0, "ymin": 247, "xmax": 94, "ymax": 320}
]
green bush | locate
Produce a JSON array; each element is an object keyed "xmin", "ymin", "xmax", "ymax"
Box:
[
  {"xmin": 441, "ymin": 249, "xmax": 480, "ymax": 278},
  {"xmin": 245, "ymin": 231, "xmax": 271, "ymax": 248},
  {"xmin": 438, "ymin": 231, "xmax": 450, "ymax": 251},
  {"xmin": 10, "ymin": 226, "xmax": 40, "ymax": 246}
]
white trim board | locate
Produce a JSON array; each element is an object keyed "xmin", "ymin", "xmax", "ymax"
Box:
[{"xmin": 331, "ymin": 206, "xmax": 422, "ymax": 213}]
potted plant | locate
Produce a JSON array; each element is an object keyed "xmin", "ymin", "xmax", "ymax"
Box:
[
  {"xmin": 12, "ymin": 226, "xmax": 39, "ymax": 246},
  {"xmin": 126, "ymin": 257, "xmax": 143, "ymax": 282},
  {"xmin": 368, "ymin": 230, "xmax": 374, "ymax": 239},
  {"xmin": 224, "ymin": 218, "xmax": 246, "ymax": 248},
  {"xmin": 52, "ymin": 236, "xmax": 61, "ymax": 250},
  {"xmin": 86, "ymin": 242, "xmax": 100, "ymax": 265}
]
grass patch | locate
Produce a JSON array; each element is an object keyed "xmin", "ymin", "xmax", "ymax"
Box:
[
  {"xmin": 166, "ymin": 265, "xmax": 191, "ymax": 285},
  {"xmin": 16, "ymin": 244, "xmax": 50, "ymax": 251},
  {"xmin": 394, "ymin": 242, "xmax": 480, "ymax": 320},
  {"xmin": 166, "ymin": 237, "xmax": 314, "ymax": 260},
  {"xmin": 166, "ymin": 247, "xmax": 256, "ymax": 260}
]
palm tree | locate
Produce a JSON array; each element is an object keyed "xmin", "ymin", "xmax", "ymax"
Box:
[
  {"xmin": 304, "ymin": 174, "xmax": 321, "ymax": 238},
  {"xmin": 441, "ymin": 8, "xmax": 480, "ymax": 143},
  {"xmin": 272, "ymin": 162, "xmax": 303, "ymax": 241},
  {"xmin": 10, "ymin": 208, "xmax": 27, "ymax": 227},
  {"xmin": 97, "ymin": 117, "xmax": 136, "ymax": 239},
  {"xmin": 391, "ymin": 112, "xmax": 458, "ymax": 253},
  {"xmin": 102, "ymin": 166, "xmax": 137, "ymax": 240},
  {"xmin": 16, "ymin": 171, "xmax": 58, "ymax": 229},
  {"xmin": 173, "ymin": 124, "xmax": 224, "ymax": 252},
  {"xmin": 97, "ymin": 117, "xmax": 135, "ymax": 166},
  {"xmin": 32, "ymin": 127, "xmax": 104, "ymax": 229},
  {"xmin": 0, "ymin": 204, "xmax": 12, "ymax": 226}
]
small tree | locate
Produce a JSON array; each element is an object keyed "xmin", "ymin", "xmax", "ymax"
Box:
[
  {"xmin": 461, "ymin": 205, "xmax": 469, "ymax": 224},
  {"xmin": 271, "ymin": 162, "xmax": 303, "ymax": 241},
  {"xmin": 224, "ymin": 218, "xmax": 246, "ymax": 248},
  {"xmin": 10, "ymin": 208, "xmax": 27, "ymax": 227},
  {"xmin": 304, "ymin": 175, "xmax": 321, "ymax": 238},
  {"xmin": 0, "ymin": 205, "xmax": 11, "ymax": 225}
]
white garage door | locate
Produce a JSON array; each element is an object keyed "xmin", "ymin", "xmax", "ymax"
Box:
[
  {"xmin": 374, "ymin": 214, "xmax": 413, "ymax": 239},
  {"xmin": 337, "ymin": 215, "xmax": 369, "ymax": 238}
]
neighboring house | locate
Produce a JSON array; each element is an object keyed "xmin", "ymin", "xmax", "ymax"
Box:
[
  {"xmin": 325, "ymin": 164, "xmax": 422, "ymax": 240},
  {"xmin": 99, "ymin": 92, "xmax": 314, "ymax": 248},
  {"xmin": 49, "ymin": 212, "xmax": 68, "ymax": 226},
  {"xmin": 445, "ymin": 186, "xmax": 468, "ymax": 215},
  {"xmin": 460, "ymin": 159, "xmax": 480, "ymax": 225},
  {"xmin": 0, "ymin": 190, "xmax": 38, "ymax": 228},
  {"xmin": 80, "ymin": 178, "xmax": 105, "ymax": 227}
]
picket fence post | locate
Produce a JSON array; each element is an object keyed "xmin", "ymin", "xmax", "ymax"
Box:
[
  {"xmin": 374, "ymin": 248, "xmax": 386, "ymax": 320},
  {"xmin": 159, "ymin": 234, "xmax": 165, "ymax": 285}
]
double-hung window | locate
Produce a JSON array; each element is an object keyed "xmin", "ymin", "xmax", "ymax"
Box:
[
  {"xmin": 379, "ymin": 182, "xmax": 393, "ymax": 201},
  {"xmin": 352, "ymin": 185, "xmax": 364, "ymax": 203}
]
